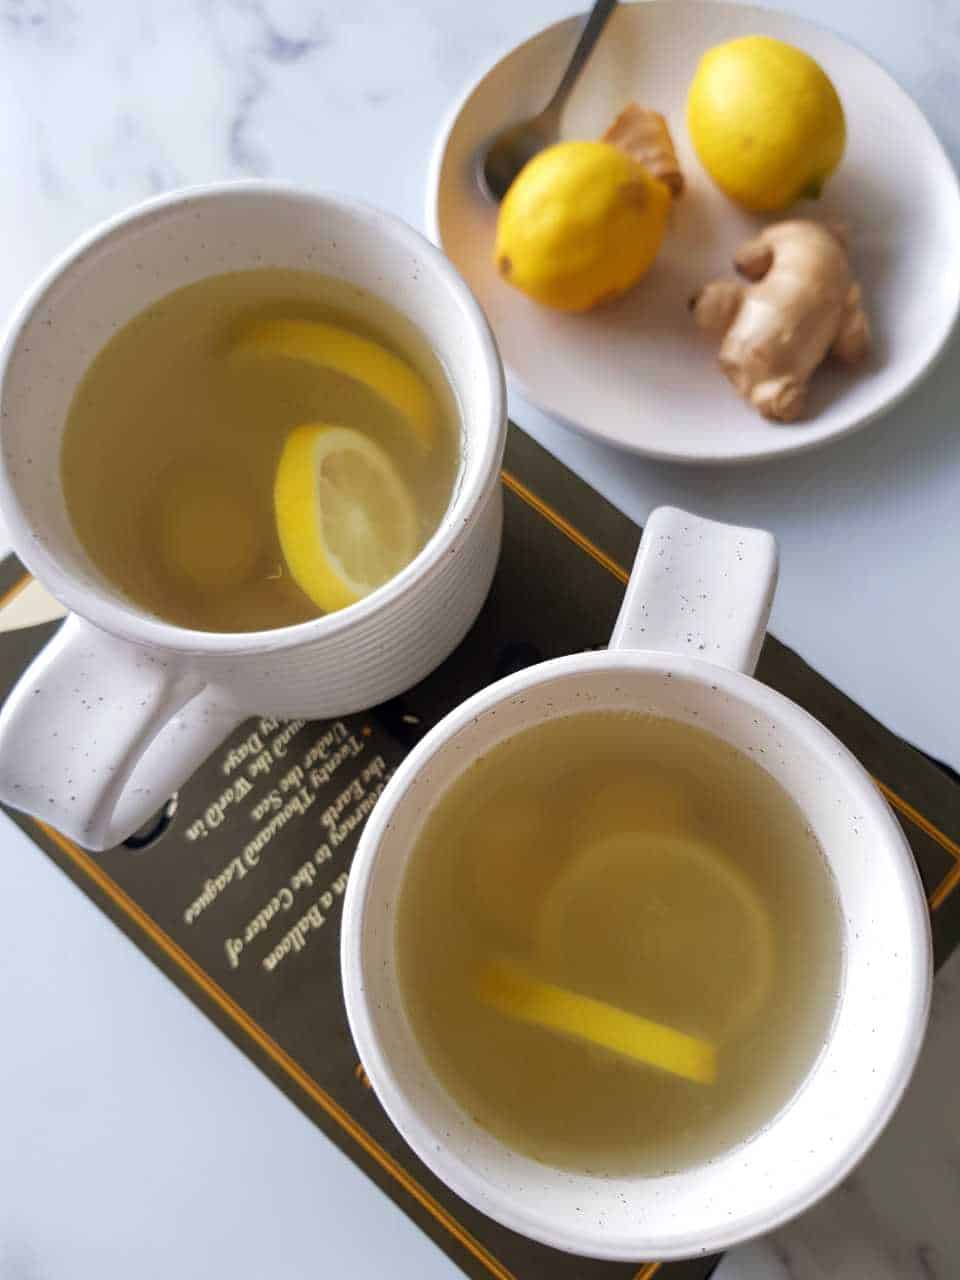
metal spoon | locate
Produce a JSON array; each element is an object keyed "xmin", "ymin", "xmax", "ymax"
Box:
[{"xmin": 476, "ymin": 0, "xmax": 619, "ymax": 203}]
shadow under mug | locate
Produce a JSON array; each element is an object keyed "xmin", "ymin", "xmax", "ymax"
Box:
[
  {"xmin": 342, "ymin": 506, "xmax": 932, "ymax": 1261},
  {"xmin": 0, "ymin": 183, "xmax": 506, "ymax": 850}
]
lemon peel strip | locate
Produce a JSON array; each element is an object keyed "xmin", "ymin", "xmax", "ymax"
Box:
[{"xmin": 476, "ymin": 958, "xmax": 716, "ymax": 1086}]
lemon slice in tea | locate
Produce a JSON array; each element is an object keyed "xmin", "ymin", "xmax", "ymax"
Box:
[
  {"xmin": 476, "ymin": 958, "xmax": 716, "ymax": 1085},
  {"xmin": 538, "ymin": 832, "xmax": 775, "ymax": 1042},
  {"xmin": 233, "ymin": 318, "xmax": 437, "ymax": 449},
  {"xmin": 274, "ymin": 423, "xmax": 418, "ymax": 613}
]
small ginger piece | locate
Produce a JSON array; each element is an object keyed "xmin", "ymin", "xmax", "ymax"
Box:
[
  {"xmin": 691, "ymin": 220, "xmax": 871, "ymax": 423},
  {"xmin": 603, "ymin": 103, "xmax": 684, "ymax": 197}
]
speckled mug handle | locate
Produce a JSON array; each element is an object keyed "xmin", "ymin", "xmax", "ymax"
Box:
[
  {"xmin": 0, "ymin": 615, "xmax": 241, "ymax": 849},
  {"xmin": 610, "ymin": 506, "xmax": 779, "ymax": 676}
]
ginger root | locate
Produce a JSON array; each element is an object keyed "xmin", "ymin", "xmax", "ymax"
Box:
[
  {"xmin": 603, "ymin": 103, "xmax": 684, "ymax": 197},
  {"xmin": 691, "ymin": 220, "xmax": 870, "ymax": 422}
]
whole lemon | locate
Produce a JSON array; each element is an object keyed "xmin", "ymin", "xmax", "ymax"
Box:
[
  {"xmin": 687, "ymin": 36, "xmax": 845, "ymax": 212},
  {"xmin": 494, "ymin": 140, "xmax": 671, "ymax": 312}
]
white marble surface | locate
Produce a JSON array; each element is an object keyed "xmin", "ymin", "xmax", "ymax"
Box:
[
  {"xmin": 0, "ymin": 1, "xmax": 958, "ymax": 1278},
  {"xmin": 0, "ymin": 0, "xmax": 957, "ymax": 772}
]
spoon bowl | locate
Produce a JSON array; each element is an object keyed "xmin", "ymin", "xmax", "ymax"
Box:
[{"xmin": 475, "ymin": 0, "xmax": 618, "ymax": 202}]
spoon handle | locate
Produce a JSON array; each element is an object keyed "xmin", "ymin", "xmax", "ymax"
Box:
[{"xmin": 544, "ymin": 0, "xmax": 619, "ymax": 119}]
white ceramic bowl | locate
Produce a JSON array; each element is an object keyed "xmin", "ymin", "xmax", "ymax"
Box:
[{"xmin": 429, "ymin": 1, "xmax": 960, "ymax": 463}]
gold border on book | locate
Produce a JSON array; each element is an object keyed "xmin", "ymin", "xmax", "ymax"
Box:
[
  {"xmin": 6, "ymin": 471, "xmax": 957, "ymax": 1280},
  {"xmin": 0, "ymin": 572, "xmax": 33, "ymax": 611}
]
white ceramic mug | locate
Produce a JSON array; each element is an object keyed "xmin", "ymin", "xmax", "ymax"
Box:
[
  {"xmin": 342, "ymin": 506, "xmax": 932, "ymax": 1261},
  {"xmin": 0, "ymin": 183, "xmax": 506, "ymax": 851}
]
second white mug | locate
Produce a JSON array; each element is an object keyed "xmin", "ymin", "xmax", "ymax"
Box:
[{"xmin": 342, "ymin": 505, "xmax": 932, "ymax": 1261}]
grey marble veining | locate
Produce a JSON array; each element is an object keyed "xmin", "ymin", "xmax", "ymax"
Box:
[{"xmin": 0, "ymin": 2, "xmax": 958, "ymax": 1278}]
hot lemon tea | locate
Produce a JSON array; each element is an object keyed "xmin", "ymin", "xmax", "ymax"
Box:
[
  {"xmin": 61, "ymin": 269, "xmax": 459, "ymax": 632},
  {"xmin": 396, "ymin": 711, "xmax": 843, "ymax": 1176}
]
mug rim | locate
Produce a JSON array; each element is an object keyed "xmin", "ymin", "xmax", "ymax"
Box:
[
  {"xmin": 0, "ymin": 180, "xmax": 506, "ymax": 656},
  {"xmin": 341, "ymin": 647, "xmax": 933, "ymax": 1260}
]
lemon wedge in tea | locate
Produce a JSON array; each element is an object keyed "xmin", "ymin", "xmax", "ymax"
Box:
[
  {"xmin": 476, "ymin": 958, "xmax": 716, "ymax": 1085},
  {"xmin": 274, "ymin": 423, "xmax": 418, "ymax": 613},
  {"xmin": 233, "ymin": 318, "xmax": 437, "ymax": 449}
]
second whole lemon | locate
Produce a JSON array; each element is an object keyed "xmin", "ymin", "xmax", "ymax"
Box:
[
  {"xmin": 687, "ymin": 36, "xmax": 845, "ymax": 212},
  {"xmin": 494, "ymin": 140, "xmax": 671, "ymax": 312}
]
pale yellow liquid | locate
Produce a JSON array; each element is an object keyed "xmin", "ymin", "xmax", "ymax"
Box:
[
  {"xmin": 397, "ymin": 712, "xmax": 843, "ymax": 1176},
  {"xmin": 61, "ymin": 269, "xmax": 460, "ymax": 632}
]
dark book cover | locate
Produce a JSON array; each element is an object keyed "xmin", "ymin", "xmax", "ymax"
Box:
[{"xmin": 0, "ymin": 425, "xmax": 957, "ymax": 1280}]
